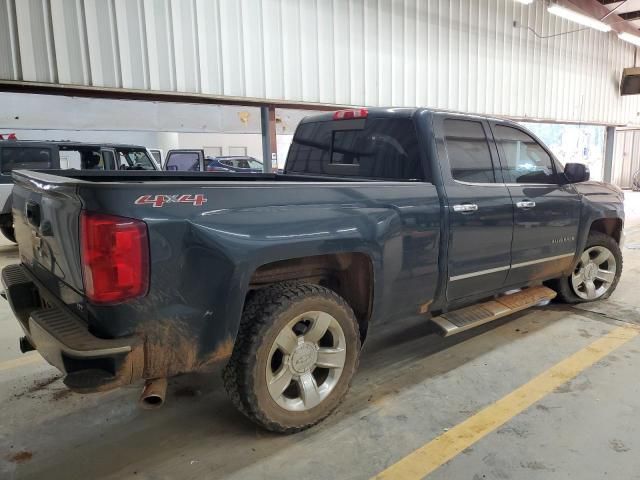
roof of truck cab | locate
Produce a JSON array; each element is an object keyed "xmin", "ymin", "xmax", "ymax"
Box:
[
  {"xmin": 298, "ymin": 107, "xmax": 520, "ymax": 127},
  {"xmin": 299, "ymin": 107, "xmax": 418, "ymax": 124}
]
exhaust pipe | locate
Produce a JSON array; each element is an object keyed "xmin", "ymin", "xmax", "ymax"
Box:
[{"xmin": 139, "ymin": 378, "xmax": 167, "ymax": 410}]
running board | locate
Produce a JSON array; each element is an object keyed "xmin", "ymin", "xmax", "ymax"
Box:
[{"xmin": 430, "ymin": 286, "xmax": 557, "ymax": 337}]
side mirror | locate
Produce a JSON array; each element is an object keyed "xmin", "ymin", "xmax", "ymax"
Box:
[{"xmin": 564, "ymin": 162, "xmax": 590, "ymax": 183}]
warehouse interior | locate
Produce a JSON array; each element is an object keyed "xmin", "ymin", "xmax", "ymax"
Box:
[{"xmin": 2, "ymin": 0, "xmax": 640, "ymax": 479}]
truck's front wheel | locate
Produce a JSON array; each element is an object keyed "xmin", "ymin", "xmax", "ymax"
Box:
[
  {"xmin": 553, "ymin": 232, "xmax": 622, "ymax": 303},
  {"xmin": 223, "ymin": 283, "xmax": 361, "ymax": 433}
]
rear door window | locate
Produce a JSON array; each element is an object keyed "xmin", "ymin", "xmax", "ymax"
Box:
[
  {"xmin": 165, "ymin": 151, "xmax": 201, "ymax": 171},
  {"xmin": 443, "ymin": 119, "xmax": 497, "ymax": 183},
  {"xmin": 286, "ymin": 118, "xmax": 425, "ymax": 181},
  {"xmin": 1, "ymin": 147, "xmax": 52, "ymax": 173}
]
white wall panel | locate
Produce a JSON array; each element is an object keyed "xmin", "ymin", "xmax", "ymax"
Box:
[
  {"xmin": 114, "ymin": 0, "xmax": 148, "ymax": 89},
  {"xmin": 281, "ymin": 0, "xmax": 302, "ymax": 100},
  {"xmin": 262, "ymin": 0, "xmax": 285, "ymax": 100},
  {"xmin": 0, "ymin": 0, "xmax": 21, "ymax": 80},
  {"xmin": 195, "ymin": 0, "xmax": 222, "ymax": 95},
  {"xmin": 299, "ymin": 0, "xmax": 319, "ymax": 102},
  {"xmin": 0, "ymin": 92, "xmax": 262, "ymax": 133},
  {"xmin": 2, "ymin": 0, "xmax": 640, "ymax": 125},
  {"xmin": 171, "ymin": 0, "xmax": 199, "ymax": 93},
  {"xmin": 612, "ymin": 129, "xmax": 640, "ymax": 188}
]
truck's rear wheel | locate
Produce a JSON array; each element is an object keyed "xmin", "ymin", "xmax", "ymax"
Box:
[
  {"xmin": 223, "ymin": 283, "xmax": 360, "ymax": 433},
  {"xmin": 553, "ymin": 232, "xmax": 622, "ymax": 303},
  {"xmin": 0, "ymin": 225, "xmax": 15, "ymax": 243}
]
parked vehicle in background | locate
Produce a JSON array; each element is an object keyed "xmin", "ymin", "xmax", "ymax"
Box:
[
  {"xmin": 632, "ymin": 169, "xmax": 640, "ymax": 191},
  {"xmin": 0, "ymin": 140, "xmax": 158, "ymax": 242},
  {"xmin": 2, "ymin": 108, "xmax": 624, "ymax": 434},
  {"xmin": 214, "ymin": 156, "xmax": 263, "ymax": 172},
  {"xmin": 164, "ymin": 149, "xmax": 264, "ymax": 172}
]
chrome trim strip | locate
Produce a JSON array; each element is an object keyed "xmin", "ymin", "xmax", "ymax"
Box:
[
  {"xmin": 452, "ymin": 179, "xmax": 504, "ymax": 187},
  {"xmin": 449, "ymin": 252, "xmax": 575, "ymax": 281},
  {"xmin": 451, "ymin": 180, "xmax": 561, "ymax": 188},
  {"xmin": 503, "ymin": 183, "xmax": 561, "ymax": 187},
  {"xmin": 510, "ymin": 252, "xmax": 574, "ymax": 269},
  {"xmin": 450, "ymin": 265, "xmax": 510, "ymax": 281}
]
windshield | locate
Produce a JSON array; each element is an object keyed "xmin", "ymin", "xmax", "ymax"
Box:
[
  {"xmin": 218, "ymin": 157, "xmax": 262, "ymax": 169},
  {"xmin": 116, "ymin": 149, "xmax": 156, "ymax": 170}
]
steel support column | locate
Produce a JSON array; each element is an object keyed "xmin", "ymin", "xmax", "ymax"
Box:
[
  {"xmin": 261, "ymin": 105, "xmax": 277, "ymax": 173},
  {"xmin": 604, "ymin": 126, "xmax": 615, "ymax": 183}
]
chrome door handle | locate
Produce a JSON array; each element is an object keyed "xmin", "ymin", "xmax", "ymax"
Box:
[
  {"xmin": 453, "ymin": 204, "xmax": 479, "ymax": 213},
  {"xmin": 516, "ymin": 201, "xmax": 536, "ymax": 209}
]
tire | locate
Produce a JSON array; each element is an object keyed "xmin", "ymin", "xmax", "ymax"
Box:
[
  {"xmin": 0, "ymin": 225, "xmax": 15, "ymax": 243},
  {"xmin": 223, "ymin": 282, "xmax": 361, "ymax": 433},
  {"xmin": 552, "ymin": 232, "xmax": 622, "ymax": 304}
]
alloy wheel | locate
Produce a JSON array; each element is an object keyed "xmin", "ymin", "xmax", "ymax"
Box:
[
  {"xmin": 571, "ymin": 246, "xmax": 617, "ymax": 300},
  {"xmin": 266, "ymin": 311, "xmax": 347, "ymax": 412}
]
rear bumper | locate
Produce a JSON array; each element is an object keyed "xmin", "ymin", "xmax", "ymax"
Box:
[{"xmin": 2, "ymin": 264, "xmax": 143, "ymax": 392}]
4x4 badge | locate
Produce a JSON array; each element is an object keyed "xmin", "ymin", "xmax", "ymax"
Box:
[{"xmin": 134, "ymin": 194, "xmax": 207, "ymax": 208}]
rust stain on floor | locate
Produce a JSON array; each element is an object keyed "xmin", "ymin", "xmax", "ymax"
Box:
[{"xmin": 7, "ymin": 451, "xmax": 33, "ymax": 464}]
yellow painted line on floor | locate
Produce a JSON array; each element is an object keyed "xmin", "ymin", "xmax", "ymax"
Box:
[
  {"xmin": 0, "ymin": 353, "xmax": 43, "ymax": 371},
  {"xmin": 373, "ymin": 325, "xmax": 639, "ymax": 480}
]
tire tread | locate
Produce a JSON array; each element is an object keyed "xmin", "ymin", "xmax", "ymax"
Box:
[
  {"xmin": 551, "ymin": 232, "xmax": 623, "ymax": 304},
  {"xmin": 223, "ymin": 282, "xmax": 360, "ymax": 433}
]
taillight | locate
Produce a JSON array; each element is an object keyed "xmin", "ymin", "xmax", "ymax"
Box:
[
  {"xmin": 332, "ymin": 108, "xmax": 368, "ymax": 120},
  {"xmin": 80, "ymin": 211, "xmax": 149, "ymax": 304}
]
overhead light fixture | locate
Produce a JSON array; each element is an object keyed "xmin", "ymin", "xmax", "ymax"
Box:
[
  {"xmin": 515, "ymin": 0, "xmax": 535, "ymax": 4},
  {"xmin": 619, "ymin": 32, "xmax": 640, "ymax": 47},
  {"xmin": 547, "ymin": 3, "xmax": 611, "ymax": 32}
]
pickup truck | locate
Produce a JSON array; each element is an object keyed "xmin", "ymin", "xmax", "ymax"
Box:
[
  {"xmin": 2, "ymin": 108, "xmax": 624, "ymax": 433},
  {"xmin": 0, "ymin": 140, "xmax": 159, "ymax": 242}
]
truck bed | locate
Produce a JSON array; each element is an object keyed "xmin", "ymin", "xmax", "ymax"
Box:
[
  {"xmin": 10, "ymin": 168, "xmax": 442, "ymax": 382},
  {"xmin": 14, "ymin": 169, "xmax": 386, "ymax": 184}
]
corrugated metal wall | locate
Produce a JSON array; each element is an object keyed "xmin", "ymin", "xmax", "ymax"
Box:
[
  {"xmin": 1, "ymin": 0, "xmax": 640, "ymax": 125},
  {"xmin": 612, "ymin": 129, "xmax": 640, "ymax": 188}
]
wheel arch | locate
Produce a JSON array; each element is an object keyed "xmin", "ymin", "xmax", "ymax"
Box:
[
  {"xmin": 248, "ymin": 252, "xmax": 375, "ymax": 343},
  {"xmin": 588, "ymin": 217, "xmax": 623, "ymax": 244}
]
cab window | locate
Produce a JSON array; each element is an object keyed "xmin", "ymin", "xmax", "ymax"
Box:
[
  {"xmin": 494, "ymin": 125, "xmax": 558, "ymax": 184},
  {"xmin": 443, "ymin": 119, "xmax": 497, "ymax": 184},
  {"xmin": 287, "ymin": 118, "xmax": 425, "ymax": 181}
]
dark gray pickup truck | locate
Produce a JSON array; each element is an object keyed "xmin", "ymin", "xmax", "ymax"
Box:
[{"xmin": 2, "ymin": 108, "xmax": 624, "ymax": 433}]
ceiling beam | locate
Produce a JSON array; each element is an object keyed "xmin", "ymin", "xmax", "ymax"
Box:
[
  {"xmin": 619, "ymin": 10, "xmax": 640, "ymax": 20},
  {"xmin": 563, "ymin": 0, "xmax": 640, "ymax": 34}
]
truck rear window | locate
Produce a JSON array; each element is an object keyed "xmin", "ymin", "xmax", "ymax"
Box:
[
  {"xmin": 286, "ymin": 118, "xmax": 426, "ymax": 181},
  {"xmin": 1, "ymin": 147, "xmax": 52, "ymax": 173}
]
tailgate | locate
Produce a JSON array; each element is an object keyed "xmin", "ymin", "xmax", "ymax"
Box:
[{"xmin": 12, "ymin": 171, "xmax": 85, "ymax": 294}]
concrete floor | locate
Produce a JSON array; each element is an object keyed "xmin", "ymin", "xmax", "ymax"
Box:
[{"xmin": 2, "ymin": 193, "xmax": 640, "ymax": 480}]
